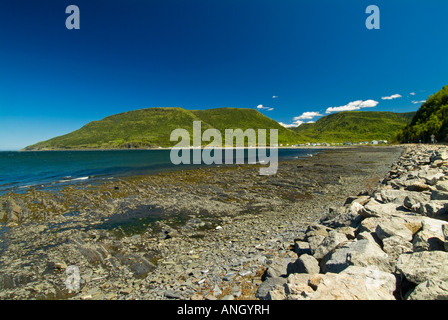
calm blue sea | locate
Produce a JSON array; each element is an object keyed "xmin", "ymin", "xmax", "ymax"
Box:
[{"xmin": 0, "ymin": 148, "xmax": 325, "ymax": 195}]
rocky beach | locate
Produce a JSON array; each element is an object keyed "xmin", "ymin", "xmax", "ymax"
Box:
[{"xmin": 1, "ymin": 145, "xmax": 446, "ymax": 300}]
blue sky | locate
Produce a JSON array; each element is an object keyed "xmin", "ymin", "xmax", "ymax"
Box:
[{"xmin": 0, "ymin": 0, "xmax": 447, "ymax": 150}]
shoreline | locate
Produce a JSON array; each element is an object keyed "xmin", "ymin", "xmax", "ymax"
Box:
[
  {"xmin": 16, "ymin": 144, "xmax": 392, "ymax": 152},
  {"xmin": 0, "ymin": 147, "xmax": 328, "ymax": 196},
  {"xmin": 0, "ymin": 146, "xmax": 404, "ymax": 300}
]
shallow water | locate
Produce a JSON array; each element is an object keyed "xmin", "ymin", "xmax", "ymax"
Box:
[{"xmin": 0, "ymin": 148, "xmax": 324, "ymax": 195}]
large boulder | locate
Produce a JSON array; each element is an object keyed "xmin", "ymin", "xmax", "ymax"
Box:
[
  {"xmin": 375, "ymin": 217, "xmax": 414, "ymax": 242},
  {"xmin": 411, "ymin": 201, "xmax": 448, "ymax": 219},
  {"xmin": 312, "ymin": 231, "xmax": 348, "ymax": 261},
  {"xmin": 373, "ymin": 189, "xmax": 409, "ymax": 205},
  {"xmin": 396, "ymin": 251, "xmax": 448, "ymax": 285},
  {"xmin": 340, "ymin": 265, "xmax": 397, "ymax": 296},
  {"xmin": 431, "ymin": 190, "xmax": 448, "ymax": 201},
  {"xmin": 382, "ymin": 236, "xmax": 413, "ymax": 263},
  {"xmin": 360, "ymin": 200, "xmax": 400, "ymax": 218},
  {"xmin": 256, "ymin": 276, "xmax": 288, "ymax": 300},
  {"xmin": 403, "ymin": 192, "xmax": 431, "ymax": 209},
  {"xmin": 321, "ymin": 239, "xmax": 392, "ymax": 274},
  {"xmin": 319, "ymin": 205, "xmax": 363, "ymax": 229},
  {"xmin": 279, "ymin": 272, "xmax": 395, "ymax": 300},
  {"xmin": 435, "ymin": 180, "xmax": 448, "ymax": 192},
  {"xmin": 287, "ymin": 254, "xmax": 320, "ymax": 275},
  {"xmin": 405, "ymin": 279, "xmax": 448, "ymax": 300},
  {"xmin": 265, "ymin": 256, "xmax": 296, "ymax": 278},
  {"xmin": 412, "ymin": 217, "xmax": 448, "ymax": 252}
]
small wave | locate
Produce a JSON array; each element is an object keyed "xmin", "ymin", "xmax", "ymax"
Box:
[
  {"xmin": 18, "ymin": 185, "xmax": 34, "ymax": 189},
  {"xmin": 72, "ymin": 176, "xmax": 90, "ymax": 181},
  {"xmin": 58, "ymin": 176, "xmax": 90, "ymax": 183}
]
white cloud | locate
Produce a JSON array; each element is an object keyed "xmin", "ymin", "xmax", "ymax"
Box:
[
  {"xmin": 412, "ymin": 100, "xmax": 426, "ymax": 104},
  {"xmin": 272, "ymin": 96, "xmax": 278, "ymax": 99},
  {"xmin": 325, "ymin": 100, "xmax": 379, "ymax": 114},
  {"xmin": 256, "ymin": 104, "xmax": 274, "ymax": 111},
  {"xmin": 279, "ymin": 122, "xmax": 300, "ymax": 128},
  {"xmin": 279, "ymin": 120, "xmax": 317, "ymax": 128},
  {"xmin": 410, "ymin": 92, "xmax": 416, "ymax": 96},
  {"xmin": 293, "ymin": 111, "xmax": 323, "ymax": 120},
  {"xmin": 381, "ymin": 94, "xmax": 402, "ymax": 100}
]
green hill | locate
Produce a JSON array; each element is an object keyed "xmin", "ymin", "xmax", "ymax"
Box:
[
  {"xmin": 290, "ymin": 111, "xmax": 415, "ymax": 143},
  {"xmin": 396, "ymin": 85, "xmax": 448, "ymax": 143},
  {"xmin": 24, "ymin": 107, "xmax": 417, "ymax": 150},
  {"xmin": 24, "ymin": 107, "xmax": 300, "ymax": 150},
  {"xmin": 191, "ymin": 108, "xmax": 300, "ymax": 146}
]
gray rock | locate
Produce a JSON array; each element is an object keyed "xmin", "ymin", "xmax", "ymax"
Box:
[
  {"xmin": 265, "ymin": 257, "xmax": 295, "ymax": 278},
  {"xmin": 411, "ymin": 201, "xmax": 448, "ymax": 218},
  {"xmin": 405, "ymin": 182, "xmax": 431, "ymax": 192},
  {"xmin": 382, "ymin": 236, "xmax": 413, "ymax": 263},
  {"xmin": 403, "ymin": 192, "xmax": 431, "ymax": 209},
  {"xmin": 375, "ymin": 217, "xmax": 414, "ymax": 242},
  {"xmin": 256, "ymin": 276, "xmax": 288, "ymax": 300},
  {"xmin": 283, "ymin": 272, "xmax": 395, "ymax": 300},
  {"xmin": 165, "ymin": 290, "xmax": 181, "ymax": 299},
  {"xmin": 294, "ymin": 240, "xmax": 311, "ymax": 255},
  {"xmin": 412, "ymin": 230, "xmax": 445, "ymax": 252},
  {"xmin": 307, "ymin": 235, "xmax": 326, "ymax": 256},
  {"xmin": 405, "ymin": 279, "xmax": 448, "ymax": 300},
  {"xmin": 422, "ymin": 217, "xmax": 448, "ymax": 237},
  {"xmin": 287, "ymin": 254, "xmax": 320, "ymax": 275},
  {"xmin": 340, "ymin": 265, "xmax": 397, "ymax": 296},
  {"xmin": 319, "ymin": 209, "xmax": 362, "ymax": 229},
  {"xmin": 360, "ymin": 200, "xmax": 399, "ymax": 218},
  {"xmin": 419, "ymin": 170, "xmax": 445, "ymax": 185},
  {"xmin": 321, "ymin": 239, "xmax": 392, "ymax": 274},
  {"xmin": 305, "ymin": 224, "xmax": 332, "ymax": 239},
  {"xmin": 375, "ymin": 189, "xmax": 408, "ymax": 204},
  {"xmin": 337, "ymin": 226, "xmax": 357, "ymax": 240},
  {"xmin": 436, "ymin": 180, "xmax": 448, "ymax": 192},
  {"xmin": 313, "ymin": 230, "xmax": 348, "ymax": 261},
  {"xmin": 396, "ymin": 251, "xmax": 448, "ymax": 284},
  {"xmin": 431, "ymin": 190, "xmax": 448, "ymax": 201},
  {"xmin": 443, "ymin": 224, "xmax": 448, "ymax": 251}
]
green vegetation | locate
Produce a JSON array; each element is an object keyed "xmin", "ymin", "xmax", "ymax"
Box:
[
  {"xmin": 25, "ymin": 108, "xmax": 211, "ymax": 150},
  {"xmin": 24, "ymin": 107, "xmax": 300, "ymax": 150},
  {"xmin": 290, "ymin": 111, "xmax": 414, "ymax": 143},
  {"xmin": 396, "ymin": 85, "xmax": 448, "ymax": 143},
  {"xmin": 191, "ymin": 108, "xmax": 300, "ymax": 146},
  {"xmin": 24, "ymin": 107, "xmax": 416, "ymax": 150}
]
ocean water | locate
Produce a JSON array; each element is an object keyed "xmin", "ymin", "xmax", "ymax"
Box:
[{"xmin": 0, "ymin": 148, "xmax": 324, "ymax": 195}]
